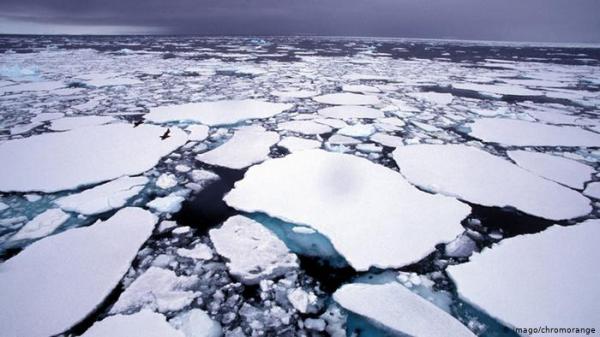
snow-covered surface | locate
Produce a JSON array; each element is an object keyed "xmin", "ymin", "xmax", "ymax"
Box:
[
  {"xmin": 507, "ymin": 150, "xmax": 594, "ymax": 189},
  {"xmin": 177, "ymin": 243, "xmax": 213, "ymax": 260},
  {"xmin": 10, "ymin": 208, "xmax": 70, "ymax": 241},
  {"xmin": 49, "ymin": 116, "xmax": 117, "ymax": 131},
  {"xmin": 393, "ymin": 145, "xmax": 591, "ymax": 220},
  {"xmin": 55, "ymin": 176, "xmax": 148, "ymax": 215},
  {"xmin": 408, "ymin": 92, "xmax": 453, "ymax": 105},
  {"xmin": 156, "ymin": 173, "xmax": 178, "ymax": 189},
  {"xmin": 196, "ymin": 129, "xmax": 279, "ymax": 169},
  {"xmin": 334, "ymin": 282, "xmax": 475, "ymax": 337},
  {"xmin": 318, "ymin": 105, "xmax": 384, "ymax": 119},
  {"xmin": 147, "ymin": 193, "xmax": 186, "ymax": 213},
  {"xmin": 225, "ymin": 150, "xmax": 470, "ymax": 270},
  {"xmin": 278, "ymin": 136, "xmax": 321, "ymax": 153},
  {"xmin": 278, "ymin": 120, "xmax": 332, "ymax": 135},
  {"xmin": 81, "ymin": 310, "xmax": 184, "ymax": 337},
  {"xmin": 0, "ymin": 124, "xmax": 187, "ymax": 192},
  {"xmin": 186, "ymin": 124, "xmax": 210, "ymax": 141},
  {"xmin": 583, "ymin": 182, "xmax": 600, "ymax": 199},
  {"xmin": 272, "ymin": 89, "xmax": 319, "ymax": 98},
  {"xmin": 337, "ymin": 123, "xmax": 376, "ymax": 137},
  {"xmin": 0, "ymin": 207, "xmax": 156, "ymax": 337},
  {"xmin": 313, "ymin": 93, "xmax": 380, "ymax": 105},
  {"xmin": 370, "ymin": 133, "xmax": 404, "ymax": 147},
  {"xmin": 145, "ymin": 100, "xmax": 293, "ymax": 126},
  {"xmin": 209, "ymin": 215, "xmax": 299, "ymax": 284},
  {"xmin": 468, "ymin": 118, "xmax": 600, "ymax": 146},
  {"xmin": 169, "ymin": 309, "xmax": 223, "ymax": 337},
  {"xmin": 448, "ymin": 221, "xmax": 600, "ymax": 330}
]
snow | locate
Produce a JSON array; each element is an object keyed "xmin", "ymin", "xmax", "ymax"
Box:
[
  {"xmin": 10, "ymin": 208, "xmax": 70, "ymax": 241},
  {"xmin": 156, "ymin": 173, "xmax": 178, "ymax": 189},
  {"xmin": 370, "ymin": 133, "xmax": 404, "ymax": 147},
  {"xmin": 342, "ymin": 84, "xmax": 381, "ymax": 93},
  {"xmin": 393, "ymin": 144, "xmax": 592, "ymax": 220},
  {"xmin": 507, "ymin": 150, "xmax": 594, "ymax": 189},
  {"xmin": 110, "ymin": 267, "xmax": 200, "ymax": 314},
  {"xmin": 468, "ymin": 118, "xmax": 600, "ymax": 147},
  {"xmin": 318, "ymin": 105, "xmax": 384, "ymax": 119},
  {"xmin": 0, "ymin": 124, "xmax": 187, "ymax": 193},
  {"xmin": 169, "ymin": 309, "xmax": 223, "ymax": 337},
  {"xmin": 448, "ymin": 221, "xmax": 600, "ymax": 330},
  {"xmin": 334, "ymin": 282, "xmax": 475, "ymax": 337},
  {"xmin": 55, "ymin": 176, "xmax": 148, "ymax": 215},
  {"xmin": 278, "ymin": 120, "xmax": 332, "ymax": 135},
  {"xmin": 144, "ymin": 100, "xmax": 293, "ymax": 126},
  {"xmin": 81, "ymin": 310, "xmax": 184, "ymax": 337},
  {"xmin": 186, "ymin": 124, "xmax": 210, "ymax": 141},
  {"xmin": 0, "ymin": 80, "xmax": 64, "ymax": 94},
  {"xmin": 327, "ymin": 134, "xmax": 360, "ymax": 145},
  {"xmin": 337, "ymin": 123, "xmax": 376, "ymax": 137},
  {"xmin": 49, "ymin": 116, "xmax": 117, "ymax": 131},
  {"xmin": 313, "ymin": 93, "xmax": 380, "ymax": 105},
  {"xmin": 209, "ymin": 215, "xmax": 299, "ymax": 284},
  {"xmin": 278, "ymin": 136, "xmax": 321, "ymax": 153},
  {"xmin": 224, "ymin": 150, "xmax": 470, "ymax": 270},
  {"xmin": 196, "ymin": 129, "xmax": 279, "ymax": 169},
  {"xmin": 408, "ymin": 92, "xmax": 453, "ymax": 105},
  {"xmin": 272, "ymin": 89, "xmax": 319, "ymax": 98},
  {"xmin": 0, "ymin": 207, "xmax": 156, "ymax": 337},
  {"xmin": 583, "ymin": 182, "xmax": 600, "ymax": 199},
  {"xmin": 147, "ymin": 193, "xmax": 186, "ymax": 213},
  {"xmin": 177, "ymin": 243, "xmax": 213, "ymax": 260}
]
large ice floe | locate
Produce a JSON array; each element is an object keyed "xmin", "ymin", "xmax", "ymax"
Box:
[
  {"xmin": 334, "ymin": 282, "xmax": 475, "ymax": 337},
  {"xmin": 448, "ymin": 220, "xmax": 600, "ymax": 330},
  {"xmin": 313, "ymin": 93, "xmax": 380, "ymax": 105},
  {"xmin": 144, "ymin": 100, "xmax": 293, "ymax": 126},
  {"xmin": 224, "ymin": 149, "xmax": 470, "ymax": 270},
  {"xmin": 196, "ymin": 129, "xmax": 279, "ymax": 169},
  {"xmin": 468, "ymin": 118, "xmax": 600, "ymax": 146},
  {"xmin": 209, "ymin": 215, "xmax": 299, "ymax": 284},
  {"xmin": 0, "ymin": 124, "xmax": 186, "ymax": 192},
  {"xmin": 80, "ymin": 310, "xmax": 184, "ymax": 337},
  {"xmin": 393, "ymin": 144, "xmax": 592, "ymax": 220},
  {"xmin": 0, "ymin": 207, "xmax": 156, "ymax": 337}
]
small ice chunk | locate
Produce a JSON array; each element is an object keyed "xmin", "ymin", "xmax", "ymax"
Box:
[
  {"xmin": 156, "ymin": 173, "xmax": 178, "ymax": 189},
  {"xmin": 278, "ymin": 120, "xmax": 332, "ymax": 135},
  {"xmin": 583, "ymin": 182, "xmax": 600, "ymax": 199},
  {"xmin": 10, "ymin": 208, "xmax": 70, "ymax": 241},
  {"xmin": 81, "ymin": 310, "xmax": 184, "ymax": 337},
  {"xmin": 304, "ymin": 318, "xmax": 326, "ymax": 331},
  {"xmin": 169, "ymin": 309, "xmax": 223, "ymax": 337},
  {"xmin": 177, "ymin": 243, "xmax": 213, "ymax": 260},
  {"xmin": 327, "ymin": 134, "xmax": 361, "ymax": 145},
  {"xmin": 445, "ymin": 233, "xmax": 477, "ymax": 258},
  {"xmin": 318, "ymin": 105, "xmax": 384, "ymax": 119},
  {"xmin": 313, "ymin": 93, "xmax": 380, "ymax": 105},
  {"xmin": 278, "ymin": 136, "xmax": 321, "ymax": 153},
  {"xmin": 408, "ymin": 92, "xmax": 453, "ymax": 105},
  {"xmin": 147, "ymin": 194, "xmax": 186, "ymax": 213},
  {"xmin": 272, "ymin": 89, "xmax": 319, "ymax": 98},
  {"xmin": 338, "ymin": 123, "xmax": 376, "ymax": 137},
  {"xmin": 287, "ymin": 288, "xmax": 318, "ymax": 313}
]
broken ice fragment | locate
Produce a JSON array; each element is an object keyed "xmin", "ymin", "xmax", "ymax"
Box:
[
  {"xmin": 10, "ymin": 208, "xmax": 70, "ymax": 241},
  {"xmin": 81, "ymin": 310, "xmax": 184, "ymax": 337},
  {"xmin": 313, "ymin": 93, "xmax": 380, "ymax": 105}
]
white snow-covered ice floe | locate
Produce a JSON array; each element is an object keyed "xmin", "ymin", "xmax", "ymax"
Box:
[
  {"xmin": 224, "ymin": 149, "xmax": 470, "ymax": 270},
  {"xmin": 0, "ymin": 207, "xmax": 156, "ymax": 337},
  {"xmin": 313, "ymin": 93, "xmax": 380, "ymax": 105},
  {"xmin": 0, "ymin": 124, "xmax": 186, "ymax": 193},
  {"xmin": 318, "ymin": 105, "xmax": 384, "ymax": 119},
  {"xmin": 80, "ymin": 310, "xmax": 184, "ymax": 337},
  {"xmin": 393, "ymin": 144, "xmax": 591, "ymax": 220},
  {"xmin": 448, "ymin": 220, "xmax": 600, "ymax": 331},
  {"xmin": 278, "ymin": 137, "xmax": 321, "ymax": 153},
  {"xmin": 49, "ymin": 116, "xmax": 117, "ymax": 131},
  {"xmin": 209, "ymin": 215, "xmax": 299, "ymax": 284},
  {"xmin": 144, "ymin": 100, "xmax": 293, "ymax": 126},
  {"xmin": 9, "ymin": 208, "xmax": 70, "ymax": 242},
  {"xmin": 334, "ymin": 282, "xmax": 475, "ymax": 337}
]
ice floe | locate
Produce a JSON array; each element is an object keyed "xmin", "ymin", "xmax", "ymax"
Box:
[
  {"xmin": 0, "ymin": 207, "xmax": 156, "ymax": 337},
  {"xmin": 81, "ymin": 310, "xmax": 184, "ymax": 337},
  {"xmin": 278, "ymin": 120, "xmax": 332, "ymax": 135},
  {"xmin": 156, "ymin": 173, "xmax": 178, "ymax": 189},
  {"xmin": 334, "ymin": 282, "xmax": 475, "ymax": 337},
  {"xmin": 0, "ymin": 124, "xmax": 187, "ymax": 192},
  {"xmin": 272, "ymin": 89, "xmax": 319, "ymax": 98},
  {"xmin": 337, "ymin": 123, "xmax": 376, "ymax": 137},
  {"xmin": 278, "ymin": 136, "xmax": 321, "ymax": 153},
  {"xmin": 313, "ymin": 93, "xmax": 380, "ymax": 105},
  {"xmin": 370, "ymin": 133, "xmax": 404, "ymax": 147},
  {"xmin": 9, "ymin": 208, "xmax": 70, "ymax": 242},
  {"xmin": 448, "ymin": 221, "xmax": 600, "ymax": 330},
  {"xmin": 169, "ymin": 309, "xmax": 223, "ymax": 337},
  {"xmin": 49, "ymin": 116, "xmax": 117, "ymax": 131},
  {"xmin": 177, "ymin": 243, "xmax": 213, "ymax": 260},
  {"xmin": 224, "ymin": 150, "xmax": 470, "ymax": 270},
  {"xmin": 393, "ymin": 144, "xmax": 591, "ymax": 220},
  {"xmin": 145, "ymin": 100, "xmax": 293, "ymax": 126},
  {"xmin": 318, "ymin": 105, "xmax": 384, "ymax": 119},
  {"xmin": 186, "ymin": 124, "xmax": 210, "ymax": 141},
  {"xmin": 147, "ymin": 193, "xmax": 186, "ymax": 213},
  {"xmin": 408, "ymin": 92, "xmax": 453, "ymax": 105},
  {"xmin": 55, "ymin": 176, "xmax": 148, "ymax": 215},
  {"xmin": 209, "ymin": 215, "xmax": 299, "ymax": 284},
  {"xmin": 583, "ymin": 182, "xmax": 600, "ymax": 199}
]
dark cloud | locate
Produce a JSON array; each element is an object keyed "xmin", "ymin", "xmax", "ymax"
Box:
[{"xmin": 1, "ymin": 0, "xmax": 599, "ymax": 42}]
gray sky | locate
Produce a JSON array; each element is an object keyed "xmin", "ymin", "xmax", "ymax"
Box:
[{"xmin": 0, "ymin": 0, "xmax": 599, "ymax": 43}]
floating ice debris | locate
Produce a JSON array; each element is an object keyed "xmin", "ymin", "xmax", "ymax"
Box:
[
  {"xmin": 318, "ymin": 105, "xmax": 384, "ymax": 119},
  {"xmin": 278, "ymin": 136, "xmax": 321, "ymax": 153},
  {"xmin": 507, "ymin": 150, "xmax": 594, "ymax": 189},
  {"xmin": 327, "ymin": 134, "xmax": 361, "ymax": 145},
  {"xmin": 177, "ymin": 243, "xmax": 213, "ymax": 260},
  {"xmin": 453, "ymin": 83, "xmax": 543, "ymax": 96},
  {"xmin": 110, "ymin": 267, "xmax": 200, "ymax": 314},
  {"xmin": 145, "ymin": 100, "xmax": 293, "ymax": 126},
  {"xmin": 272, "ymin": 89, "xmax": 319, "ymax": 98},
  {"xmin": 448, "ymin": 221, "xmax": 600, "ymax": 330},
  {"xmin": 0, "ymin": 207, "xmax": 156, "ymax": 337},
  {"xmin": 86, "ymin": 77, "xmax": 143, "ymax": 87},
  {"xmin": 287, "ymin": 288, "xmax": 318, "ymax": 314},
  {"xmin": 337, "ymin": 123, "xmax": 376, "ymax": 137},
  {"xmin": 0, "ymin": 80, "xmax": 64, "ymax": 94},
  {"xmin": 147, "ymin": 193, "xmax": 186, "ymax": 213},
  {"xmin": 196, "ymin": 129, "xmax": 279, "ymax": 169},
  {"xmin": 334, "ymin": 282, "xmax": 475, "ymax": 337},
  {"xmin": 209, "ymin": 215, "xmax": 299, "ymax": 284},
  {"xmin": 49, "ymin": 116, "xmax": 117, "ymax": 131},
  {"xmin": 445, "ymin": 233, "xmax": 477, "ymax": 258},
  {"xmin": 313, "ymin": 93, "xmax": 380, "ymax": 105},
  {"xmin": 583, "ymin": 182, "xmax": 600, "ymax": 199},
  {"xmin": 156, "ymin": 173, "xmax": 178, "ymax": 189},
  {"xmin": 169, "ymin": 309, "xmax": 223, "ymax": 337},
  {"xmin": 10, "ymin": 208, "xmax": 70, "ymax": 242},
  {"xmin": 0, "ymin": 124, "xmax": 187, "ymax": 193},
  {"xmin": 393, "ymin": 144, "xmax": 592, "ymax": 220},
  {"xmin": 224, "ymin": 150, "xmax": 470, "ymax": 270},
  {"xmin": 314, "ymin": 118, "xmax": 349, "ymax": 129},
  {"xmin": 186, "ymin": 124, "xmax": 210, "ymax": 141},
  {"xmin": 278, "ymin": 120, "xmax": 332, "ymax": 135},
  {"xmin": 55, "ymin": 176, "xmax": 148, "ymax": 215},
  {"xmin": 468, "ymin": 118, "xmax": 600, "ymax": 147},
  {"xmin": 370, "ymin": 133, "xmax": 404, "ymax": 147},
  {"xmin": 81, "ymin": 310, "xmax": 184, "ymax": 337},
  {"xmin": 342, "ymin": 84, "xmax": 381, "ymax": 93},
  {"xmin": 408, "ymin": 92, "xmax": 453, "ymax": 105},
  {"xmin": 356, "ymin": 143, "xmax": 382, "ymax": 153},
  {"xmin": 190, "ymin": 169, "xmax": 220, "ymax": 186}
]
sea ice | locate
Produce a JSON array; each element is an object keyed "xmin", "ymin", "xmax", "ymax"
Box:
[
  {"xmin": 583, "ymin": 182, "xmax": 600, "ymax": 199},
  {"xmin": 0, "ymin": 207, "xmax": 156, "ymax": 337},
  {"xmin": 0, "ymin": 124, "xmax": 187, "ymax": 192},
  {"xmin": 453, "ymin": 83, "xmax": 542, "ymax": 96},
  {"xmin": 145, "ymin": 100, "xmax": 293, "ymax": 126},
  {"xmin": 81, "ymin": 310, "xmax": 184, "ymax": 337},
  {"xmin": 278, "ymin": 136, "xmax": 321, "ymax": 153},
  {"xmin": 370, "ymin": 133, "xmax": 404, "ymax": 147},
  {"xmin": 408, "ymin": 92, "xmax": 453, "ymax": 105},
  {"xmin": 313, "ymin": 93, "xmax": 380, "ymax": 105},
  {"xmin": 318, "ymin": 105, "xmax": 384, "ymax": 119},
  {"xmin": 156, "ymin": 173, "xmax": 178, "ymax": 189},
  {"xmin": 393, "ymin": 144, "xmax": 592, "ymax": 220},
  {"xmin": 337, "ymin": 123, "xmax": 376, "ymax": 137},
  {"xmin": 55, "ymin": 176, "xmax": 148, "ymax": 215},
  {"xmin": 10, "ymin": 208, "xmax": 70, "ymax": 241},
  {"xmin": 272, "ymin": 89, "xmax": 319, "ymax": 98},
  {"xmin": 177, "ymin": 243, "xmax": 213, "ymax": 260},
  {"xmin": 147, "ymin": 193, "xmax": 186, "ymax": 213},
  {"xmin": 49, "ymin": 116, "xmax": 117, "ymax": 131},
  {"xmin": 278, "ymin": 120, "xmax": 332, "ymax": 135},
  {"xmin": 224, "ymin": 150, "xmax": 470, "ymax": 270},
  {"xmin": 209, "ymin": 215, "xmax": 299, "ymax": 284},
  {"xmin": 342, "ymin": 84, "xmax": 381, "ymax": 93},
  {"xmin": 186, "ymin": 124, "xmax": 210, "ymax": 141},
  {"xmin": 169, "ymin": 309, "xmax": 223, "ymax": 337},
  {"xmin": 0, "ymin": 80, "xmax": 64, "ymax": 94}
]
